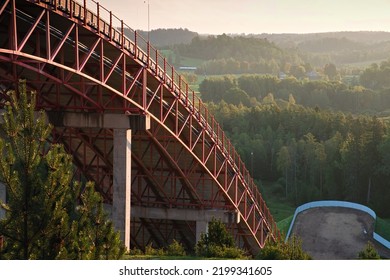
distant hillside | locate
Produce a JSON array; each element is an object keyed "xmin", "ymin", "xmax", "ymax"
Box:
[
  {"xmin": 174, "ymin": 34, "xmax": 284, "ymax": 61},
  {"xmin": 256, "ymin": 31, "xmax": 390, "ymax": 47},
  {"xmin": 166, "ymin": 34, "xmax": 305, "ymax": 75},
  {"xmin": 297, "ymin": 37, "xmax": 367, "ymax": 53},
  {"xmin": 253, "ymin": 31, "xmax": 390, "ymax": 66},
  {"xmin": 135, "ymin": 30, "xmax": 390, "ymax": 72},
  {"xmin": 132, "ymin": 28, "xmax": 198, "ymax": 47}
]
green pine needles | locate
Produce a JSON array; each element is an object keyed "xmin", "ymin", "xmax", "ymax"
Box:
[
  {"xmin": 0, "ymin": 81, "xmax": 125, "ymax": 259},
  {"xmin": 195, "ymin": 218, "xmax": 246, "ymax": 259},
  {"xmin": 256, "ymin": 235, "xmax": 311, "ymax": 260},
  {"xmin": 358, "ymin": 242, "xmax": 380, "ymax": 260}
]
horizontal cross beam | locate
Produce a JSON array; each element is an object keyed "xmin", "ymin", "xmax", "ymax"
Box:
[
  {"xmin": 131, "ymin": 206, "xmax": 239, "ymax": 224},
  {"xmin": 46, "ymin": 111, "xmax": 150, "ymax": 130}
]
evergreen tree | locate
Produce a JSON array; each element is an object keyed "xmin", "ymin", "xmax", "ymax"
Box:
[
  {"xmin": 276, "ymin": 146, "xmax": 291, "ymax": 197},
  {"xmin": 357, "ymin": 242, "xmax": 380, "ymax": 259},
  {"xmin": 195, "ymin": 218, "xmax": 245, "ymax": 258},
  {"xmin": 0, "ymin": 81, "xmax": 125, "ymax": 259},
  {"xmin": 256, "ymin": 235, "xmax": 311, "ymax": 260},
  {"xmin": 324, "ymin": 63, "xmax": 338, "ymax": 80}
]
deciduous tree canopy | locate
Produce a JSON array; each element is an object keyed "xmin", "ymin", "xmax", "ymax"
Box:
[{"xmin": 207, "ymin": 99, "xmax": 390, "ymax": 217}]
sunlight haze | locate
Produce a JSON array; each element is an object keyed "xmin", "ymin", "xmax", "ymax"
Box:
[{"xmin": 95, "ymin": 0, "xmax": 390, "ymax": 34}]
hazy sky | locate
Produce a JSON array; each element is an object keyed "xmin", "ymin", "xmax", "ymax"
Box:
[{"xmin": 95, "ymin": 0, "xmax": 390, "ymax": 34}]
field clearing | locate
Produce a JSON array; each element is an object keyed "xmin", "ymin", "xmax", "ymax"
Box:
[{"xmin": 259, "ymin": 182, "xmax": 296, "ymax": 223}]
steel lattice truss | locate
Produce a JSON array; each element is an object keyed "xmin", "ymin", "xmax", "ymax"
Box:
[{"xmin": 0, "ymin": 0, "xmax": 280, "ymax": 254}]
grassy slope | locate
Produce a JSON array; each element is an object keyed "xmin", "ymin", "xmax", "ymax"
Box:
[
  {"xmin": 258, "ymin": 181, "xmax": 295, "ymax": 237},
  {"xmin": 375, "ymin": 218, "xmax": 390, "ymax": 241},
  {"xmin": 259, "ymin": 181, "xmax": 296, "ymax": 222},
  {"xmin": 277, "ymin": 215, "xmax": 294, "ymax": 237}
]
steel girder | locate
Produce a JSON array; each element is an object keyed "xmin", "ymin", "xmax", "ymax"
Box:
[{"xmin": 0, "ymin": 0, "xmax": 280, "ymax": 254}]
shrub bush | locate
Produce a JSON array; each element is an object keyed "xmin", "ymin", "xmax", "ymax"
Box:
[
  {"xmin": 166, "ymin": 240, "xmax": 186, "ymax": 256},
  {"xmin": 358, "ymin": 242, "xmax": 380, "ymax": 259},
  {"xmin": 256, "ymin": 235, "xmax": 311, "ymax": 260},
  {"xmin": 195, "ymin": 218, "xmax": 246, "ymax": 259}
]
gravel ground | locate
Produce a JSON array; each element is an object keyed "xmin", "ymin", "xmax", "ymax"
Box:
[{"xmin": 290, "ymin": 207, "xmax": 390, "ymax": 259}]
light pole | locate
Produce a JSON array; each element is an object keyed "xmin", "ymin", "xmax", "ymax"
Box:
[
  {"xmin": 144, "ymin": 0, "xmax": 150, "ymax": 42},
  {"xmin": 251, "ymin": 151, "xmax": 254, "ymax": 176}
]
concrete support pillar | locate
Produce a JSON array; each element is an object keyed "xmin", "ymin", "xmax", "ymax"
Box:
[
  {"xmin": 196, "ymin": 220, "xmax": 209, "ymax": 244},
  {"xmin": 0, "ymin": 182, "xmax": 5, "ymax": 219},
  {"xmin": 44, "ymin": 111, "xmax": 150, "ymax": 251},
  {"xmin": 113, "ymin": 129, "xmax": 131, "ymax": 250}
]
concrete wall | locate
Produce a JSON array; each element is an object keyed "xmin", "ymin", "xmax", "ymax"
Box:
[{"xmin": 285, "ymin": 200, "xmax": 390, "ymax": 249}]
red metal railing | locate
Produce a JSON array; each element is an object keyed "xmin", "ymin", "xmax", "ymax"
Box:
[{"xmin": 28, "ymin": 0, "xmax": 281, "ymax": 242}]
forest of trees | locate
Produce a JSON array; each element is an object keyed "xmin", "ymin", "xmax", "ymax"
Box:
[
  {"xmin": 360, "ymin": 59, "xmax": 390, "ymax": 90},
  {"xmin": 207, "ymin": 101, "xmax": 390, "ymax": 217},
  {"xmin": 153, "ymin": 30, "xmax": 390, "ymax": 77},
  {"xmin": 255, "ymin": 31, "xmax": 390, "ymax": 66},
  {"xmin": 133, "ymin": 28, "xmax": 198, "ymax": 47},
  {"xmin": 172, "ymin": 34, "xmax": 304, "ymax": 75},
  {"xmin": 199, "ymin": 74, "xmax": 390, "ymax": 114},
  {"xmin": 171, "ymin": 32, "xmax": 390, "ymax": 217},
  {"xmin": 195, "ymin": 57, "xmax": 280, "ymax": 75},
  {"xmin": 137, "ymin": 29, "xmax": 390, "ymax": 78},
  {"xmin": 199, "ymin": 64, "xmax": 390, "ymax": 218},
  {"xmin": 175, "ymin": 34, "xmax": 284, "ymax": 61}
]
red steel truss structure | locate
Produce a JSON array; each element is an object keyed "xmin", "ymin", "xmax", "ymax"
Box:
[{"xmin": 0, "ymin": 0, "xmax": 280, "ymax": 254}]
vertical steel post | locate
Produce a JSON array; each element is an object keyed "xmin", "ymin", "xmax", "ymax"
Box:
[
  {"xmin": 121, "ymin": 20, "xmax": 124, "ymax": 49},
  {"xmin": 189, "ymin": 114, "xmax": 192, "ymax": 149},
  {"xmin": 211, "ymin": 116, "xmax": 214, "ymax": 136},
  {"xmin": 70, "ymin": 0, "xmax": 73, "ymax": 19},
  {"xmin": 83, "ymin": 0, "xmax": 87, "ymax": 25},
  {"xmin": 202, "ymin": 127, "xmax": 205, "ymax": 163},
  {"xmin": 134, "ymin": 30, "xmax": 138, "ymax": 58},
  {"xmin": 171, "ymin": 66, "xmax": 174, "ymax": 91},
  {"xmin": 222, "ymin": 131, "xmax": 224, "ymax": 153},
  {"xmin": 75, "ymin": 24, "xmax": 79, "ymax": 70},
  {"xmin": 147, "ymin": 41, "xmax": 150, "ymax": 68},
  {"xmin": 178, "ymin": 75, "xmax": 181, "ymax": 100},
  {"xmin": 163, "ymin": 57, "xmax": 166, "ymax": 82},
  {"xmin": 155, "ymin": 49, "xmax": 158, "ymax": 73},
  {"xmin": 185, "ymin": 83, "xmax": 188, "ymax": 106},
  {"xmin": 99, "ymin": 37, "xmax": 104, "ymax": 83},
  {"xmin": 11, "ymin": 0, "xmax": 17, "ymax": 51},
  {"xmin": 160, "ymin": 83, "xmax": 163, "ymax": 121},
  {"xmin": 96, "ymin": 2, "xmax": 100, "ymax": 34},
  {"xmin": 109, "ymin": 11, "xmax": 112, "ymax": 41},
  {"xmin": 122, "ymin": 54, "xmax": 126, "ymax": 95},
  {"xmin": 46, "ymin": 10, "xmax": 51, "ymax": 60},
  {"xmin": 192, "ymin": 91, "xmax": 195, "ymax": 112},
  {"xmin": 142, "ymin": 67, "xmax": 147, "ymax": 110},
  {"xmin": 213, "ymin": 140, "xmax": 217, "ymax": 177}
]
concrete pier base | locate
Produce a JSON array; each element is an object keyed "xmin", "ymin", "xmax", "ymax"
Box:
[
  {"xmin": 196, "ymin": 221, "xmax": 209, "ymax": 243},
  {"xmin": 113, "ymin": 129, "xmax": 132, "ymax": 250}
]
